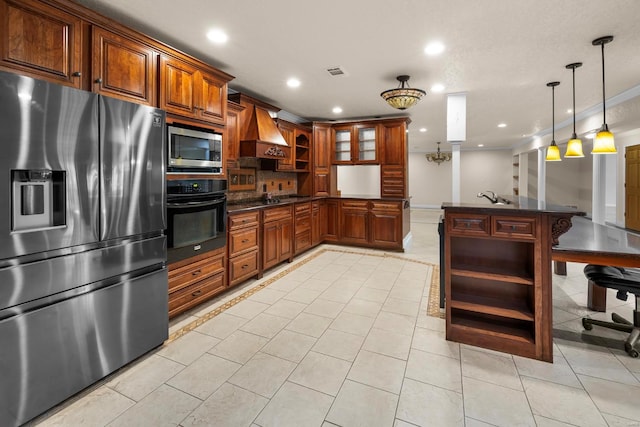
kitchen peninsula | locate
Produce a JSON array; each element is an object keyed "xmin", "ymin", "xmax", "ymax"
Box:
[{"xmin": 442, "ymin": 197, "xmax": 584, "ymax": 362}]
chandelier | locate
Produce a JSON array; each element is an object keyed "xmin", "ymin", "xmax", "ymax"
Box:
[
  {"xmin": 380, "ymin": 75, "xmax": 426, "ymax": 110},
  {"xmin": 425, "ymin": 142, "xmax": 451, "ymax": 165}
]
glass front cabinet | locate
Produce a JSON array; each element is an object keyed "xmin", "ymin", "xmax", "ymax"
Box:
[{"xmin": 332, "ymin": 123, "xmax": 379, "ymax": 164}]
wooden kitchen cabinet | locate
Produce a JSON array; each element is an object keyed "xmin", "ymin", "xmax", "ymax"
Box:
[
  {"xmin": 340, "ymin": 200, "xmax": 369, "ymax": 245},
  {"xmin": 227, "ymin": 211, "xmax": 260, "ymax": 287},
  {"xmin": 324, "ymin": 199, "xmax": 339, "ymax": 242},
  {"xmin": 276, "ymin": 120, "xmax": 295, "ymax": 171},
  {"xmin": 91, "ymin": 26, "xmax": 157, "ymax": 105},
  {"xmin": 294, "ymin": 128, "xmax": 311, "ymax": 172},
  {"xmin": 313, "ymin": 123, "xmax": 333, "ymax": 196},
  {"xmin": 380, "ymin": 118, "xmax": 409, "ymax": 198},
  {"xmin": 312, "ymin": 200, "xmax": 323, "ymax": 246},
  {"xmin": 370, "ymin": 201, "xmax": 403, "ymax": 249},
  {"xmin": 226, "ymin": 100, "xmax": 245, "ymax": 166},
  {"xmin": 443, "ymin": 207, "xmax": 558, "ymax": 361},
  {"xmin": 262, "ymin": 206, "xmax": 293, "ymax": 270},
  {"xmin": 168, "ymin": 247, "xmax": 226, "ymax": 318},
  {"xmin": 332, "ymin": 123, "xmax": 379, "ymax": 164},
  {"xmin": 294, "ymin": 202, "xmax": 312, "ymax": 255},
  {"xmin": 160, "ymin": 53, "xmax": 230, "ymax": 126},
  {"xmin": 0, "ymin": 0, "xmax": 83, "ymax": 88}
]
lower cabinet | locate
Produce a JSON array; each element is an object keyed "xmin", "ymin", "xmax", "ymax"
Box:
[
  {"xmin": 337, "ymin": 199, "xmax": 403, "ymax": 250},
  {"xmin": 312, "ymin": 200, "xmax": 323, "ymax": 246},
  {"xmin": 168, "ymin": 247, "xmax": 225, "ymax": 318},
  {"xmin": 294, "ymin": 202, "xmax": 312, "ymax": 255},
  {"xmin": 340, "ymin": 200, "xmax": 369, "ymax": 245},
  {"xmin": 263, "ymin": 206, "xmax": 293, "ymax": 270},
  {"xmin": 228, "ymin": 211, "xmax": 260, "ymax": 287},
  {"xmin": 324, "ymin": 199, "xmax": 340, "ymax": 242}
]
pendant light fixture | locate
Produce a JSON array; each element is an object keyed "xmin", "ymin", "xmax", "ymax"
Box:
[
  {"xmin": 545, "ymin": 81, "xmax": 561, "ymax": 162},
  {"xmin": 564, "ymin": 62, "xmax": 585, "ymax": 158},
  {"xmin": 380, "ymin": 75, "xmax": 426, "ymax": 110},
  {"xmin": 592, "ymin": 35, "xmax": 616, "ymax": 154}
]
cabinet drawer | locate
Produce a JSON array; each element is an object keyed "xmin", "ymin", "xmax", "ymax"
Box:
[
  {"xmin": 371, "ymin": 201, "xmax": 401, "ymax": 212},
  {"xmin": 229, "ymin": 226, "xmax": 258, "ymax": 256},
  {"xmin": 295, "ymin": 229, "xmax": 311, "ymax": 252},
  {"xmin": 492, "ymin": 216, "xmax": 536, "ymax": 239},
  {"xmin": 448, "ymin": 213, "xmax": 490, "ymax": 236},
  {"xmin": 295, "ymin": 214, "xmax": 311, "ymax": 233},
  {"xmin": 169, "ymin": 272, "xmax": 225, "ymax": 317},
  {"xmin": 168, "ymin": 254, "xmax": 225, "ymax": 292},
  {"xmin": 229, "ymin": 250, "xmax": 259, "ymax": 285},
  {"xmin": 295, "ymin": 202, "xmax": 311, "ymax": 214},
  {"xmin": 263, "ymin": 206, "xmax": 292, "ymax": 223},
  {"xmin": 341, "ymin": 200, "xmax": 369, "ymax": 210},
  {"xmin": 229, "ymin": 211, "xmax": 259, "ymax": 230}
]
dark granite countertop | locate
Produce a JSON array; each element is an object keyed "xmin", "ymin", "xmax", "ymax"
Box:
[
  {"xmin": 442, "ymin": 195, "xmax": 586, "ymax": 216},
  {"xmin": 227, "ymin": 195, "xmax": 409, "ymax": 213}
]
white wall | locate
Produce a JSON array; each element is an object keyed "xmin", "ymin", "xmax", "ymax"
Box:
[
  {"xmin": 408, "ymin": 149, "xmax": 512, "ymax": 207},
  {"xmin": 336, "ymin": 165, "xmax": 381, "ymax": 198}
]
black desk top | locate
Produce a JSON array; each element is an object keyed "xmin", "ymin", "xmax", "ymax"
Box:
[
  {"xmin": 553, "ymin": 216, "xmax": 640, "ymax": 264},
  {"xmin": 442, "ymin": 196, "xmax": 586, "ymax": 216}
]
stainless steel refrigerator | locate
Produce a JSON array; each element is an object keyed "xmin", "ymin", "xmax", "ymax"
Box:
[{"xmin": 0, "ymin": 70, "xmax": 168, "ymax": 427}]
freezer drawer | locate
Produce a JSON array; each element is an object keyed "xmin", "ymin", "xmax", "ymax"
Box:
[{"xmin": 0, "ymin": 268, "xmax": 168, "ymax": 427}]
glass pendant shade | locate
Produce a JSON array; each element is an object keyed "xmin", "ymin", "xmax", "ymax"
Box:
[
  {"xmin": 546, "ymin": 142, "xmax": 561, "ymax": 161},
  {"xmin": 381, "ymin": 75, "xmax": 426, "ymax": 110},
  {"xmin": 592, "ymin": 36, "xmax": 616, "ymax": 154},
  {"xmin": 593, "ymin": 126, "xmax": 616, "ymax": 154},
  {"xmin": 565, "ymin": 134, "xmax": 585, "ymax": 158}
]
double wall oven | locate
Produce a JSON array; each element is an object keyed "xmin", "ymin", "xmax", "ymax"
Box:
[{"xmin": 166, "ymin": 179, "xmax": 227, "ymax": 264}]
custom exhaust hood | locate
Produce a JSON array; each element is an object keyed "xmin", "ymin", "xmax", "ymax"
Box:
[{"xmin": 230, "ymin": 93, "xmax": 291, "ymax": 160}]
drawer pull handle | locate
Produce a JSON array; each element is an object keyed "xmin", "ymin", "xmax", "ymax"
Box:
[
  {"xmin": 465, "ymin": 222, "xmax": 471, "ymax": 228},
  {"xmin": 192, "ymin": 270, "xmax": 201, "ymax": 276},
  {"xmin": 241, "ymin": 239, "xmax": 249, "ymax": 243},
  {"xmin": 191, "ymin": 290, "xmax": 202, "ymax": 297},
  {"xmin": 241, "ymin": 264, "xmax": 249, "ymax": 269},
  {"xmin": 242, "ymin": 219, "xmax": 247, "ymax": 223},
  {"xmin": 511, "ymin": 225, "xmax": 517, "ymax": 231}
]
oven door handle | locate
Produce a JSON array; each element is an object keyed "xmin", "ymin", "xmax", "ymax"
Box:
[{"xmin": 167, "ymin": 198, "xmax": 226, "ymax": 209}]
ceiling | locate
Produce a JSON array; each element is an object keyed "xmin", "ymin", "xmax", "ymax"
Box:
[{"xmin": 76, "ymin": 0, "xmax": 640, "ymax": 153}]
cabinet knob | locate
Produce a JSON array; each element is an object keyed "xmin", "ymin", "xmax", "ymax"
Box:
[
  {"xmin": 511, "ymin": 225, "xmax": 517, "ymax": 231},
  {"xmin": 241, "ymin": 264, "xmax": 248, "ymax": 269},
  {"xmin": 192, "ymin": 269, "xmax": 201, "ymax": 276},
  {"xmin": 95, "ymin": 78, "xmax": 103, "ymax": 84},
  {"xmin": 72, "ymin": 71, "xmax": 82, "ymax": 77},
  {"xmin": 241, "ymin": 239, "xmax": 249, "ymax": 243},
  {"xmin": 465, "ymin": 222, "xmax": 470, "ymax": 228},
  {"xmin": 191, "ymin": 290, "xmax": 202, "ymax": 297}
]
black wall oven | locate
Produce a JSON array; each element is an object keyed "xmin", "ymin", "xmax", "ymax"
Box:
[{"xmin": 166, "ymin": 179, "xmax": 227, "ymax": 264}]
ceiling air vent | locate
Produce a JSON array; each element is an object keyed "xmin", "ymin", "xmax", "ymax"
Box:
[{"xmin": 327, "ymin": 67, "xmax": 347, "ymax": 76}]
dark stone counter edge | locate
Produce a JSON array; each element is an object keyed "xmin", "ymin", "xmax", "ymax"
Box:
[
  {"xmin": 228, "ymin": 195, "xmax": 410, "ymax": 213},
  {"xmin": 442, "ymin": 195, "xmax": 586, "ymax": 216}
]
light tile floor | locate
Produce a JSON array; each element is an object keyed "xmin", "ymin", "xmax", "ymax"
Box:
[{"xmin": 33, "ymin": 209, "xmax": 640, "ymax": 427}]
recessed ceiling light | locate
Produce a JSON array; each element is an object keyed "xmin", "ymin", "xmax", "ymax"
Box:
[
  {"xmin": 497, "ymin": 123, "xmax": 507, "ymax": 128},
  {"xmin": 430, "ymin": 83, "xmax": 445, "ymax": 93},
  {"xmin": 286, "ymin": 78, "xmax": 300, "ymax": 88},
  {"xmin": 522, "ymin": 134, "xmax": 527, "ymax": 137},
  {"xmin": 332, "ymin": 106, "xmax": 343, "ymax": 114},
  {"xmin": 424, "ymin": 41, "xmax": 445, "ymax": 56},
  {"xmin": 567, "ymin": 108, "xmax": 572, "ymax": 113},
  {"xmin": 419, "ymin": 128, "xmax": 427, "ymax": 132},
  {"xmin": 478, "ymin": 144, "xmax": 484, "ymax": 147},
  {"xmin": 206, "ymin": 29, "xmax": 228, "ymax": 44}
]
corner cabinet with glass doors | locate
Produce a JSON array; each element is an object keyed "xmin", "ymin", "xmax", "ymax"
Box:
[{"xmin": 332, "ymin": 122, "xmax": 379, "ymax": 164}]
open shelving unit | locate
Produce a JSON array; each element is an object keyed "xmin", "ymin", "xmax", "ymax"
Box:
[
  {"xmin": 294, "ymin": 131, "xmax": 310, "ymax": 171},
  {"xmin": 443, "ymin": 209, "xmax": 553, "ymax": 362}
]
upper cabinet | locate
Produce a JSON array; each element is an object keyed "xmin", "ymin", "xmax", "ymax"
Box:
[
  {"xmin": 91, "ymin": 27, "xmax": 157, "ymax": 105},
  {"xmin": 159, "ymin": 54, "xmax": 230, "ymax": 126},
  {"xmin": 277, "ymin": 120, "xmax": 311, "ymax": 172},
  {"xmin": 0, "ymin": 0, "xmax": 83, "ymax": 88},
  {"xmin": 226, "ymin": 100, "xmax": 245, "ymax": 166},
  {"xmin": 276, "ymin": 119, "xmax": 295, "ymax": 171},
  {"xmin": 332, "ymin": 123, "xmax": 379, "ymax": 165}
]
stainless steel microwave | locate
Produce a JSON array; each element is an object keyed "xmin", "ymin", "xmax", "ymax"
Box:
[{"xmin": 167, "ymin": 125, "xmax": 222, "ymax": 172}]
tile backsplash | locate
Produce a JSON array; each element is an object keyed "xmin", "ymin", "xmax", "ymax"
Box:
[{"xmin": 227, "ymin": 158, "xmax": 297, "ymax": 203}]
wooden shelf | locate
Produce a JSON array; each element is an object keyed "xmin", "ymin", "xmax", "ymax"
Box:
[
  {"xmin": 450, "ymin": 265, "xmax": 534, "ymax": 285},
  {"xmin": 450, "ymin": 293, "xmax": 534, "ymax": 321},
  {"xmin": 450, "ymin": 313, "xmax": 535, "ymax": 344}
]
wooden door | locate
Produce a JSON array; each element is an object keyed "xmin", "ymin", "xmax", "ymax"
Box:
[
  {"xmin": 324, "ymin": 199, "xmax": 339, "ymax": 241},
  {"xmin": 340, "ymin": 201, "xmax": 369, "ymax": 245},
  {"xmin": 159, "ymin": 54, "xmax": 198, "ymax": 118},
  {"xmin": 370, "ymin": 202, "xmax": 402, "ymax": 249},
  {"xmin": 354, "ymin": 124, "xmax": 378, "ymax": 163},
  {"xmin": 91, "ymin": 27, "xmax": 156, "ymax": 105},
  {"xmin": 1, "ymin": 0, "xmax": 83, "ymax": 88},
  {"xmin": 225, "ymin": 101, "xmax": 244, "ymax": 166},
  {"xmin": 311, "ymin": 201, "xmax": 321, "ymax": 245},
  {"xmin": 313, "ymin": 124, "xmax": 332, "ymax": 196},
  {"xmin": 626, "ymin": 144, "xmax": 640, "ymax": 231},
  {"xmin": 279, "ymin": 219, "xmax": 293, "ymax": 261},
  {"xmin": 276, "ymin": 120, "xmax": 295, "ymax": 170},
  {"xmin": 332, "ymin": 124, "xmax": 353, "ymax": 164},
  {"xmin": 198, "ymin": 70, "xmax": 227, "ymax": 125},
  {"xmin": 263, "ymin": 221, "xmax": 279, "ymax": 269}
]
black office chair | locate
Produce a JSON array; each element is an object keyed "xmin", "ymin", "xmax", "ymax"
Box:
[{"xmin": 582, "ymin": 265, "xmax": 640, "ymax": 358}]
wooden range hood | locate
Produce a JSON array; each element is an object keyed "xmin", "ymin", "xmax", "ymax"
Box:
[{"xmin": 229, "ymin": 93, "xmax": 291, "ymax": 160}]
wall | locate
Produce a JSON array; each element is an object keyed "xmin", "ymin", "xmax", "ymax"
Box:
[
  {"xmin": 336, "ymin": 165, "xmax": 381, "ymax": 197},
  {"xmin": 409, "ymin": 149, "xmax": 512, "ymax": 207}
]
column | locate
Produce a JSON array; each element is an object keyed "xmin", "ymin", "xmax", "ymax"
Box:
[
  {"xmin": 537, "ymin": 147, "xmax": 546, "ymax": 208},
  {"xmin": 592, "ymin": 154, "xmax": 607, "ymax": 224},
  {"xmin": 451, "ymin": 142, "xmax": 461, "ymax": 203}
]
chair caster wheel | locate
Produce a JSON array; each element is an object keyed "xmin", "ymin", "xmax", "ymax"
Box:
[
  {"xmin": 582, "ymin": 318, "xmax": 593, "ymax": 331},
  {"xmin": 625, "ymin": 345, "xmax": 639, "ymax": 358}
]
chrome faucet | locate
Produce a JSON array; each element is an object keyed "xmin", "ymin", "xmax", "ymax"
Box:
[{"xmin": 477, "ymin": 191, "xmax": 498, "ymax": 204}]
